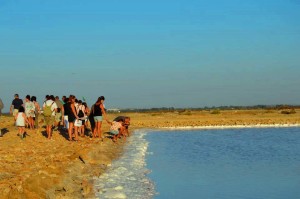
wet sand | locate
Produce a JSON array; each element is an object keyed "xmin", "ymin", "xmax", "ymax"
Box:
[{"xmin": 0, "ymin": 109, "xmax": 299, "ymax": 198}]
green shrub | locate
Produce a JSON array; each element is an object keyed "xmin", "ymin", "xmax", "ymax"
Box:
[
  {"xmin": 211, "ymin": 109, "xmax": 220, "ymax": 114},
  {"xmin": 281, "ymin": 109, "xmax": 296, "ymax": 114}
]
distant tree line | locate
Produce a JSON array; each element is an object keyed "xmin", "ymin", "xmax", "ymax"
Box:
[{"xmin": 109, "ymin": 104, "xmax": 300, "ymax": 113}]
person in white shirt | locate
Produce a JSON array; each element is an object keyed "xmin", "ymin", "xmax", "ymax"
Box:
[{"xmin": 24, "ymin": 95, "xmax": 35, "ymax": 129}]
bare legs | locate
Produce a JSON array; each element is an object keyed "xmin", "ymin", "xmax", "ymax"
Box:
[
  {"xmin": 18, "ymin": 126, "xmax": 25, "ymax": 139},
  {"xmin": 68, "ymin": 122, "xmax": 79, "ymax": 141},
  {"xmin": 46, "ymin": 125, "xmax": 52, "ymax": 139},
  {"xmin": 26, "ymin": 117, "xmax": 34, "ymax": 129},
  {"xmin": 93, "ymin": 121, "xmax": 103, "ymax": 140}
]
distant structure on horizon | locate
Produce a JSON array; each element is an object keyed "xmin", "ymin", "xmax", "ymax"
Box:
[{"xmin": 107, "ymin": 108, "xmax": 121, "ymax": 113}]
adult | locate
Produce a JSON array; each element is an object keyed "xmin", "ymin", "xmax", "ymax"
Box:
[
  {"xmin": 92, "ymin": 96, "xmax": 108, "ymax": 140},
  {"xmin": 54, "ymin": 96, "xmax": 64, "ymax": 130},
  {"xmin": 113, "ymin": 116, "xmax": 131, "ymax": 137},
  {"xmin": 43, "ymin": 95, "xmax": 57, "ymax": 140},
  {"xmin": 62, "ymin": 96, "xmax": 66, "ymax": 104},
  {"xmin": 0, "ymin": 98, "xmax": 3, "ymax": 137},
  {"xmin": 62, "ymin": 97, "xmax": 69, "ymax": 131},
  {"xmin": 10, "ymin": 94, "xmax": 23, "ymax": 117},
  {"xmin": 65, "ymin": 95, "xmax": 79, "ymax": 141},
  {"xmin": 24, "ymin": 95, "xmax": 35, "ymax": 129},
  {"xmin": 83, "ymin": 102, "xmax": 90, "ymax": 130},
  {"xmin": 0, "ymin": 98, "xmax": 4, "ymax": 116},
  {"xmin": 77, "ymin": 100, "xmax": 86, "ymax": 137},
  {"xmin": 108, "ymin": 120, "xmax": 124, "ymax": 143},
  {"xmin": 31, "ymin": 96, "xmax": 40, "ymax": 128}
]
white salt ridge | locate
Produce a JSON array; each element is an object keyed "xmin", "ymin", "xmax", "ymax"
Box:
[{"xmin": 94, "ymin": 129, "xmax": 155, "ymax": 199}]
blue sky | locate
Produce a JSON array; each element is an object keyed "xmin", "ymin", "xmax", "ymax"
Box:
[{"xmin": 0, "ymin": 0, "xmax": 300, "ymax": 111}]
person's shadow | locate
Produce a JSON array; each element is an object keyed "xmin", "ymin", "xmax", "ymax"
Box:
[
  {"xmin": 57, "ymin": 128, "xmax": 70, "ymax": 140},
  {"xmin": 0, "ymin": 128, "xmax": 9, "ymax": 137},
  {"xmin": 41, "ymin": 130, "xmax": 48, "ymax": 138}
]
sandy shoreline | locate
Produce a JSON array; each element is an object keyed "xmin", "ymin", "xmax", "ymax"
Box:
[{"xmin": 1, "ymin": 109, "xmax": 300, "ymax": 198}]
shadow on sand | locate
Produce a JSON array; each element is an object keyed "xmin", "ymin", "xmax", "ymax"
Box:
[{"xmin": 0, "ymin": 128, "xmax": 9, "ymax": 137}]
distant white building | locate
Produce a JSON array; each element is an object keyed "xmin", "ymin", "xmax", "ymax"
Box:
[{"xmin": 107, "ymin": 108, "xmax": 121, "ymax": 113}]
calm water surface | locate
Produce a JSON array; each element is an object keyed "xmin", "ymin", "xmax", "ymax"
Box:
[{"xmin": 146, "ymin": 128, "xmax": 300, "ymax": 199}]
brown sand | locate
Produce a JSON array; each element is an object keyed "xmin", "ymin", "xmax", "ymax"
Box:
[{"xmin": 0, "ymin": 109, "xmax": 300, "ymax": 198}]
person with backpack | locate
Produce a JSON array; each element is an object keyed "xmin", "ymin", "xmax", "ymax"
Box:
[
  {"xmin": 54, "ymin": 96, "xmax": 64, "ymax": 131},
  {"xmin": 43, "ymin": 95, "xmax": 57, "ymax": 140}
]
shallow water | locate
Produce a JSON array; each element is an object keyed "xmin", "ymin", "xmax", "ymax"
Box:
[
  {"xmin": 146, "ymin": 128, "xmax": 300, "ymax": 199},
  {"xmin": 94, "ymin": 127, "xmax": 300, "ymax": 199}
]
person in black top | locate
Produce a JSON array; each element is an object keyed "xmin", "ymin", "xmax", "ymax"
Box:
[
  {"xmin": 92, "ymin": 96, "xmax": 108, "ymax": 140},
  {"xmin": 62, "ymin": 97, "xmax": 69, "ymax": 131},
  {"xmin": 65, "ymin": 95, "xmax": 79, "ymax": 141},
  {"xmin": 10, "ymin": 94, "xmax": 24, "ymax": 117}
]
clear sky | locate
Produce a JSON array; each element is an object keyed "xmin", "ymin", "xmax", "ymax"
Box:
[{"xmin": 0, "ymin": 0, "xmax": 300, "ymax": 111}]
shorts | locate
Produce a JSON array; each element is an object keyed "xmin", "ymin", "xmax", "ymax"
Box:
[
  {"xmin": 44, "ymin": 116, "xmax": 54, "ymax": 126},
  {"xmin": 13, "ymin": 109, "xmax": 19, "ymax": 117},
  {"xmin": 68, "ymin": 115, "xmax": 76, "ymax": 123},
  {"xmin": 55, "ymin": 112, "xmax": 62, "ymax": 122},
  {"xmin": 26, "ymin": 111, "xmax": 35, "ymax": 118},
  {"xmin": 74, "ymin": 119, "xmax": 82, "ymax": 127},
  {"xmin": 64, "ymin": 115, "xmax": 69, "ymax": 128},
  {"xmin": 110, "ymin": 130, "xmax": 119, "ymax": 135},
  {"xmin": 94, "ymin": 116, "xmax": 103, "ymax": 122}
]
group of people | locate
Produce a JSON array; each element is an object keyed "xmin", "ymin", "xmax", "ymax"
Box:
[{"xmin": 9, "ymin": 94, "xmax": 130, "ymax": 142}]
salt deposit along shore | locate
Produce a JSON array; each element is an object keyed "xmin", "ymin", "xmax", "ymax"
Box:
[{"xmin": 0, "ymin": 109, "xmax": 300, "ymax": 198}]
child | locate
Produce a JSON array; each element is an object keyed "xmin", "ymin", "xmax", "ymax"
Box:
[
  {"xmin": 107, "ymin": 120, "xmax": 124, "ymax": 143},
  {"xmin": 15, "ymin": 106, "xmax": 29, "ymax": 139}
]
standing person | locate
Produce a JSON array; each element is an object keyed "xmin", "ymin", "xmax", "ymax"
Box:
[
  {"xmin": 77, "ymin": 100, "xmax": 86, "ymax": 137},
  {"xmin": 15, "ymin": 106, "xmax": 29, "ymax": 139},
  {"xmin": 0, "ymin": 98, "xmax": 3, "ymax": 136},
  {"xmin": 89, "ymin": 104, "xmax": 95, "ymax": 133},
  {"xmin": 66, "ymin": 95, "xmax": 79, "ymax": 141},
  {"xmin": 62, "ymin": 97, "xmax": 69, "ymax": 131},
  {"xmin": 0, "ymin": 98, "xmax": 4, "ymax": 116},
  {"xmin": 10, "ymin": 94, "xmax": 23, "ymax": 117},
  {"xmin": 24, "ymin": 95, "xmax": 35, "ymax": 129},
  {"xmin": 83, "ymin": 102, "xmax": 90, "ymax": 130},
  {"xmin": 43, "ymin": 95, "xmax": 57, "ymax": 140},
  {"xmin": 92, "ymin": 96, "xmax": 108, "ymax": 140},
  {"xmin": 31, "ymin": 96, "xmax": 40, "ymax": 129},
  {"xmin": 62, "ymin": 96, "xmax": 66, "ymax": 104},
  {"xmin": 54, "ymin": 96, "xmax": 64, "ymax": 131}
]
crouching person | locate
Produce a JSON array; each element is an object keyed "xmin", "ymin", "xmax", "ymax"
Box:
[
  {"xmin": 113, "ymin": 116, "xmax": 130, "ymax": 137},
  {"xmin": 107, "ymin": 120, "xmax": 124, "ymax": 143}
]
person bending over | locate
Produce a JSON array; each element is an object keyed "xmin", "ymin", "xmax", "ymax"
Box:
[{"xmin": 107, "ymin": 120, "xmax": 125, "ymax": 143}]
